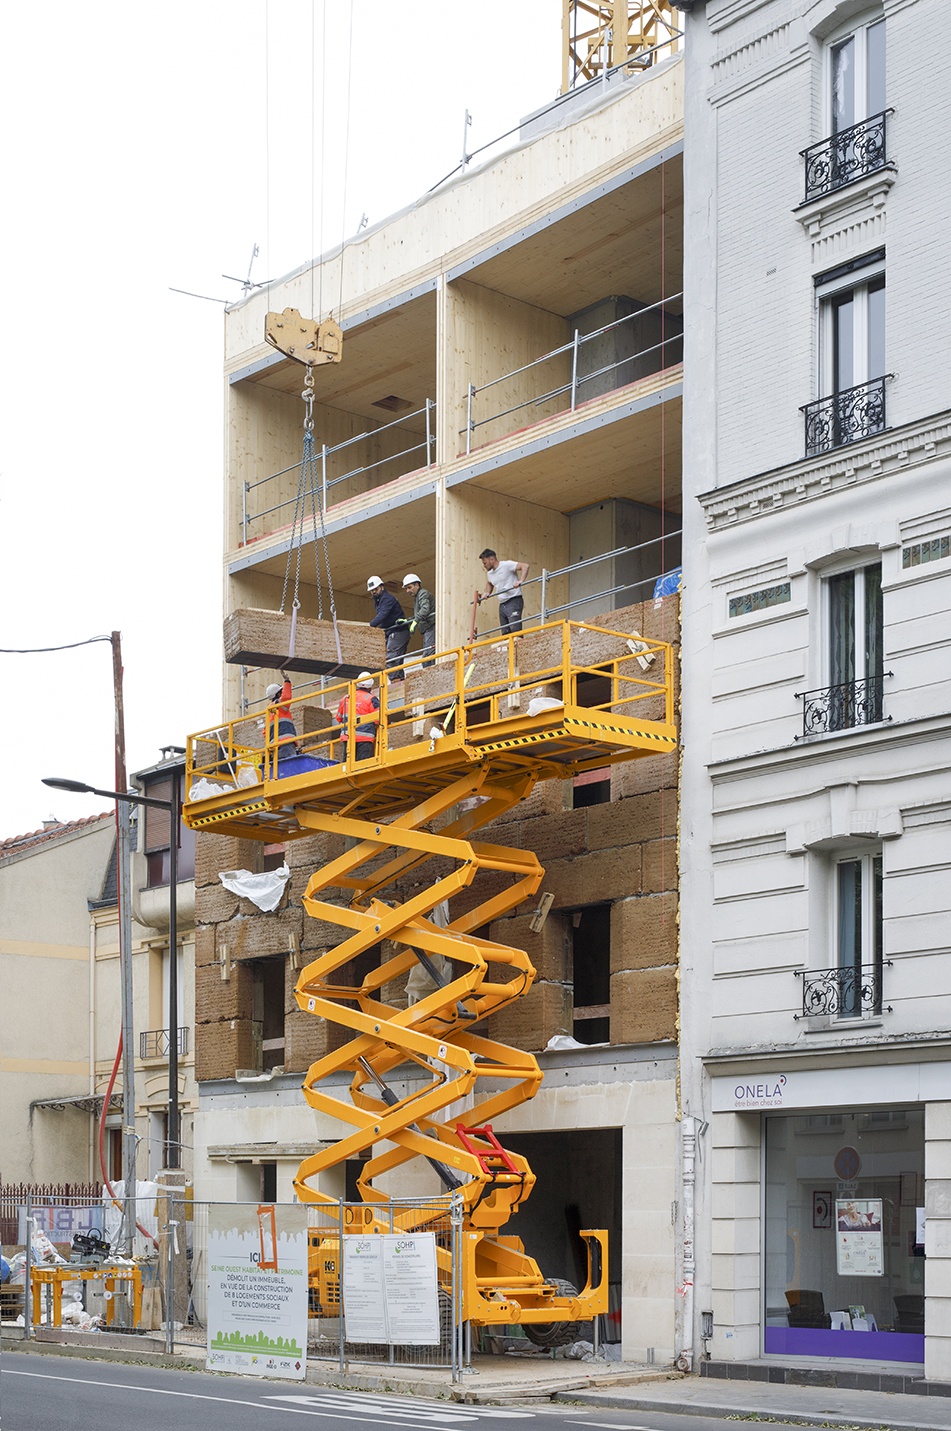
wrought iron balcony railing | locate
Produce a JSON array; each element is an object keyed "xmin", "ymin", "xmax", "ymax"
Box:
[
  {"xmin": 795, "ymin": 963, "xmax": 892, "ymax": 1020},
  {"xmin": 139, "ymin": 1026, "xmax": 189, "ymax": 1059},
  {"xmin": 801, "ymin": 375, "xmax": 890, "ymax": 457},
  {"xmin": 796, "ymin": 673, "xmax": 890, "ymax": 737},
  {"xmin": 800, "ymin": 110, "xmax": 894, "ymax": 203}
]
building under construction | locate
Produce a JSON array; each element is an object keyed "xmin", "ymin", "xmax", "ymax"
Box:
[{"xmin": 190, "ymin": 7, "xmax": 685, "ymax": 1364}]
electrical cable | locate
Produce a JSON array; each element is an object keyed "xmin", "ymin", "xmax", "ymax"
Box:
[{"xmin": 0, "ymin": 636, "xmax": 112, "ymax": 653}]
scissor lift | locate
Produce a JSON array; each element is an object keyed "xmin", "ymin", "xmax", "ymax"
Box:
[{"xmin": 184, "ymin": 619, "xmax": 677, "ymax": 1339}]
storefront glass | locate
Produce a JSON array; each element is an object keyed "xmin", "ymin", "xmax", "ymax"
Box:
[{"xmin": 764, "ymin": 1107, "xmax": 924, "ymax": 1363}]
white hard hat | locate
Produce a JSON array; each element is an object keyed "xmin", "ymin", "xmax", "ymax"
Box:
[
  {"xmin": 265, "ymin": 683, "xmax": 282, "ymax": 700},
  {"xmin": 367, "ymin": 575, "xmax": 383, "ymax": 590},
  {"xmin": 356, "ymin": 672, "xmax": 374, "ymax": 689},
  {"xmin": 402, "ymin": 573, "xmax": 421, "ymax": 587}
]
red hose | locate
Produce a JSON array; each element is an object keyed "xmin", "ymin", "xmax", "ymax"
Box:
[{"xmin": 97, "ymin": 1034, "xmax": 157, "ymax": 1247}]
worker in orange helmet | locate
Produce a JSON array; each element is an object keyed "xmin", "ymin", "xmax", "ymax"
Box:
[{"xmin": 336, "ymin": 673, "xmax": 380, "ymax": 762}]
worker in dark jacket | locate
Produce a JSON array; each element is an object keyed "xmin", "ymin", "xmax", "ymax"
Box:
[
  {"xmin": 401, "ymin": 573, "xmax": 436, "ymax": 665},
  {"xmin": 367, "ymin": 576, "xmax": 409, "ymax": 680}
]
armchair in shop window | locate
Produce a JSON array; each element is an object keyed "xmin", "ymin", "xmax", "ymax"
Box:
[
  {"xmin": 786, "ymin": 1289, "xmax": 832, "ymax": 1329},
  {"xmin": 894, "ymin": 1295, "xmax": 924, "ymax": 1334}
]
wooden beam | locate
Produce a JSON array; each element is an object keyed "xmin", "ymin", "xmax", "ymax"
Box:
[{"xmin": 224, "ymin": 608, "xmax": 385, "ymax": 677}]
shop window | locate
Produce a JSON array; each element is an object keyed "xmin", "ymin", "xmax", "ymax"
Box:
[
  {"xmin": 764, "ymin": 1107, "xmax": 924, "ymax": 1362},
  {"xmin": 571, "ymin": 905, "xmax": 610, "ymax": 1044}
]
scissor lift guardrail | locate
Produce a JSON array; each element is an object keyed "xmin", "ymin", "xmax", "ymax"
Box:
[{"xmin": 184, "ymin": 619, "xmax": 676, "ymax": 1334}]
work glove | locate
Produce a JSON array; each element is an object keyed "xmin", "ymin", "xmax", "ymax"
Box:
[{"xmin": 409, "ymin": 620, "xmax": 418, "ymax": 633}]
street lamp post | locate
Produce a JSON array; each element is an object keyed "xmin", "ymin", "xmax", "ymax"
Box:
[{"xmin": 43, "ymin": 772, "xmax": 184, "ymax": 1173}]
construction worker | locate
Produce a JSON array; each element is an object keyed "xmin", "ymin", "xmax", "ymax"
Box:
[
  {"xmin": 336, "ymin": 673, "xmax": 379, "ymax": 761},
  {"xmin": 265, "ymin": 674, "xmax": 298, "ymax": 768},
  {"xmin": 477, "ymin": 549, "xmax": 530, "ymax": 634},
  {"xmin": 400, "ymin": 573, "xmax": 436, "ymax": 664},
  {"xmin": 367, "ymin": 576, "xmax": 409, "ymax": 680}
]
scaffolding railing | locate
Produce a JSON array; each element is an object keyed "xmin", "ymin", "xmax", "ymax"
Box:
[
  {"xmin": 186, "ymin": 618, "xmax": 674, "ymax": 801},
  {"xmin": 473, "ymin": 533, "xmax": 681, "ymax": 640},
  {"xmin": 464, "ymin": 293, "xmax": 683, "ymax": 454},
  {"xmin": 242, "ymin": 398, "xmax": 436, "ymax": 544}
]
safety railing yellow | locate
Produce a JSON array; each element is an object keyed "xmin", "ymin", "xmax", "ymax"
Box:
[{"xmin": 185, "ymin": 618, "xmax": 673, "ymax": 803}]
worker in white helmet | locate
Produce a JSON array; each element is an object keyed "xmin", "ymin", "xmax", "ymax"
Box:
[
  {"xmin": 366, "ymin": 576, "xmax": 409, "ymax": 680},
  {"xmin": 335, "ymin": 672, "xmax": 379, "ymax": 762},
  {"xmin": 264, "ymin": 673, "xmax": 298, "ymax": 769},
  {"xmin": 400, "ymin": 573, "xmax": 436, "ymax": 665}
]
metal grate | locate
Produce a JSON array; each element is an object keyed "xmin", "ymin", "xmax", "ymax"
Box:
[{"xmin": 800, "ymin": 110, "xmax": 893, "ymax": 204}]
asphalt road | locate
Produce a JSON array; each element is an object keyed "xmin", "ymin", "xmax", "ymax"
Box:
[{"xmin": 1, "ymin": 1353, "xmax": 810, "ymax": 1431}]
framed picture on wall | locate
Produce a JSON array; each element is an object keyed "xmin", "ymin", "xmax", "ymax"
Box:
[{"xmin": 813, "ymin": 1190, "xmax": 833, "ymax": 1229}]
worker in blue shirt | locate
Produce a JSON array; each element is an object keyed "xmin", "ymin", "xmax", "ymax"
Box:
[{"xmin": 367, "ymin": 576, "xmax": 409, "ymax": 681}]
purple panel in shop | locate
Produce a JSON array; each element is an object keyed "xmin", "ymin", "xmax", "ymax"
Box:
[{"xmin": 765, "ymin": 1327, "xmax": 924, "ymax": 1363}]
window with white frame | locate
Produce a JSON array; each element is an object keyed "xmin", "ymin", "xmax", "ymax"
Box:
[
  {"xmin": 801, "ymin": 11, "xmax": 889, "ymax": 203},
  {"xmin": 827, "ymin": 559, "xmax": 883, "ymax": 723},
  {"xmin": 834, "ymin": 849, "xmax": 883, "ymax": 1018},
  {"xmin": 828, "ymin": 13, "xmax": 886, "ymax": 135},
  {"xmin": 802, "ymin": 254, "xmax": 887, "ymax": 455},
  {"xmin": 819, "ymin": 263, "xmax": 886, "ymax": 399},
  {"xmin": 801, "ymin": 559, "xmax": 884, "ymax": 734}
]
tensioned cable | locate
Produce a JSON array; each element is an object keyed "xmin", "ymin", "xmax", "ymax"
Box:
[
  {"xmin": 310, "ymin": 0, "xmax": 316, "ymax": 320},
  {"xmin": 336, "ymin": 0, "xmax": 356, "ymax": 317},
  {"xmin": 1, "ymin": 636, "xmax": 112, "ymax": 653},
  {"xmin": 265, "ymin": 0, "xmax": 272, "ymax": 310},
  {"xmin": 318, "ymin": 1, "xmax": 328, "ymax": 319}
]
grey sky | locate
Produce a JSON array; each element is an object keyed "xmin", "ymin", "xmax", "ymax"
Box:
[{"xmin": 0, "ymin": 1, "xmax": 561, "ymax": 836}]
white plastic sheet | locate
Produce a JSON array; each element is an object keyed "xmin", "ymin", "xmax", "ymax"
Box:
[
  {"xmin": 219, "ymin": 863, "xmax": 291, "ymax": 912},
  {"xmin": 527, "ymin": 695, "xmax": 564, "ymax": 716}
]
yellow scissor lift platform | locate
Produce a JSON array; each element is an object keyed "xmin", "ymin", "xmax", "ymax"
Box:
[{"xmin": 184, "ymin": 618, "xmax": 677, "ymax": 1341}]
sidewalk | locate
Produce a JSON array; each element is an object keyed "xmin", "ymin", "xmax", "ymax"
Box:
[{"xmin": 556, "ymin": 1374, "xmax": 951, "ymax": 1431}]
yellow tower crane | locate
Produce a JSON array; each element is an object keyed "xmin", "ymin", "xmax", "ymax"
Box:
[
  {"xmin": 562, "ymin": 1, "xmax": 682, "ymax": 93},
  {"xmin": 184, "ymin": 620, "xmax": 677, "ymax": 1342}
]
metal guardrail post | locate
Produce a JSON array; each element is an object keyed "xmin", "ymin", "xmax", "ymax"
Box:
[
  {"xmin": 24, "ymin": 1192, "xmax": 33, "ymax": 1337},
  {"xmin": 165, "ymin": 1203, "xmax": 177, "ymax": 1354},
  {"xmin": 570, "ymin": 328, "xmax": 580, "ymax": 410},
  {"xmin": 425, "ymin": 398, "xmax": 433, "ymax": 466},
  {"xmin": 338, "ymin": 1201, "xmax": 346, "ymax": 1374},
  {"xmin": 466, "ymin": 384, "xmax": 474, "ymax": 455},
  {"xmin": 321, "ymin": 443, "xmax": 328, "ymax": 512},
  {"xmin": 540, "ymin": 568, "xmax": 548, "ymax": 622},
  {"xmin": 242, "ymin": 482, "xmax": 249, "ymax": 545}
]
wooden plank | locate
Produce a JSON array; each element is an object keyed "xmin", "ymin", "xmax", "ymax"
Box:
[{"xmin": 223, "ymin": 608, "xmax": 385, "ymax": 677}]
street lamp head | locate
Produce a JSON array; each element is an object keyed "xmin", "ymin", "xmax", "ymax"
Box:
[{"xmin": 42, "ymin": 777, "xmax": 95, "ymax": 794}]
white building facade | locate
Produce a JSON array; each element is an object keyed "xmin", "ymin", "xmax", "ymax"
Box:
[{"xmin": 679, "ymin": 0, "xmax": 951, "ymax": 1382}]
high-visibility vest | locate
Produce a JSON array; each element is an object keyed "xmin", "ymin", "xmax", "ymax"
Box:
[{"xmin": 337, "ymin": 689, "xmax": 378, "ymax": 743}]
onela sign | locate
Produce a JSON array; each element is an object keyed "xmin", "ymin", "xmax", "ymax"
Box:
[{"xmin": 729, "ymin": 1075, "xmax": 788, "ymax": 1109}]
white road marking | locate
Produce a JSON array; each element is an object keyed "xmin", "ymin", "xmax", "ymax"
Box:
[
  {"xmin": 276, "ymin": 1391, "xmax": 532, "ymax": 1417},
  {"xmin": 264, "ymin": 1394, "xmax": 531, "ymax": 1421},
  {"xmin": 565, "ymin": 1422, "xmax": 653, "ymax": 1430},
  {"xmin": 3, "ymin": 1368, "xmax": 470, "ymax": 1427}
]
